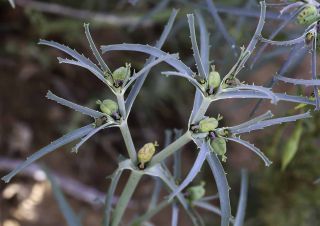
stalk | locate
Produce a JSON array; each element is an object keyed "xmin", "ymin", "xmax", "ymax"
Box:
[
  {"xmin": 120, "ymin": 121, "xmax": 137, "ymax": 163},
  {"xmin": 116, "ymin": 93, "xmax": 127, "ymax": 118},
  {"xmin": 191, "ymin": 98, "xmax": 211, "ymax": 124},
  {"xmin": 149, "ymin": 132, "xmax": 192, "ymax": 167},
  {"xmin": 130, "ymin": 199, "xmax": 171, "ymax": 226},
  {"xmin": 111, "ymin": 171, "xmax": 142, "ymax": 226}
]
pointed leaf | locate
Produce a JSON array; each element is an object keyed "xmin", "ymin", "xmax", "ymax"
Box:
[
  {"xmin": 101, "ymin": 44, "xmax": 194, "ymax": 76},
  {"xmin": 84, "ymin": 23, "xmax": 111, "ymax": 73},
  {"xmin": 229, "ymin": 84, "xmax": 278, "ymax": 104},
  {"xmin": 275, "ymin": 75, "xmax": 320, "ymax": 86},
  {"xmin": 45, "ymin": 168, "xmax": 82, "ymax": 226},
  {"xmin": 103, "ymin": 168, "xmax": 123, "ymax": 226},
  {"xmin": 250, "ymin": 8, "xmax": 302, "ymax": 68},
  {"xmin": 187, "ymin": 14, "xmax": 207, "ymax": 78},
  {"xmin": 72, "ymin": 122, "xmax": 117, "ymax": 153},
  {"xmin": 225, "ymin": 137, "xmax": 272, "ymax": 166},
  {"xmin": 206, "ymin": 148, "xmax": 231, "ymax": 226},
  {"xmin": 46, "ymin": 91, "xmax": 105, "ymax": 118},
  {"xmin": 195, "ymin": 11, "xmax": 210, "ymax": 76},
  {"xmin": 168, "ymin": 142, "xmax": 209, "ymax": 200},
  {"xmin": 232, "ymin": 111, "xmax": 311, "ymax": 134},
  {"xmin": 39, "ymin": 39, "xmax": 103, "ymax": 75},
  {"xmin": 228, "ymin": 111, "xmax": 274, "ymax": 132},
  {"xmin": 1, "ymin": 124, "xmax": 95, "ymax": 183},
  {"xmin": 57, "ymin": 57, "xmax": 109, "ymax": 85},
  {"xmin": 234, "ymin": 169, "xmax": 248, "ymax": 226}
]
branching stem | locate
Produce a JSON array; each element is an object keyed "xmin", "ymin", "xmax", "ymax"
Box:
[{"xmin": 149, "ymin": 132, "xmax": 192, "ymax": 167}]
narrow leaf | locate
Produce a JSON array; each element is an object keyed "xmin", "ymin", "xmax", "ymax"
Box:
[
  {"xmin": 229, "ymin": 84, "xmax": 278, "ymax": 104},
  {"xmin": 1, "ymin": 124, "xmax": 95, "ymax": 183},
  {"xmin": 228, "ymin": 111, "xmax": 274, "ymax": 132},
  {"xmin": 84, "ymin": 23, "xmax": 111, "ymax": 73},
  {"xmin": 195, "ymin": 11, "xmax": 210, "ymax": 75},
  {"xmin": 187, "ymin": 14, "xmax": 207, "ymax": 78},
  {"xmin": 57, "ymin": 57, "xmax": 109, "ymax": 85},
  {"xmin": 259, "ymin": 34, "xmax": 306, "ymax": 46},
  {"xmin": 101, "ymin": 44, "xmax": 194, "ymax": 76},
  {"xmin": 206, "ymin": 149, "xmax": 231, "ymax": 226},
  {"xmin": 275, "ymin": 75, "xmax": 320, "ymax": 86},
  {"xmin": 103, "ymin": 169, "xmax": 124, "ymax": 226},
  {"xmin": 39, "ymin": 39, "xmax": 103, "ymax": 75},
  {"xmin": 232, "ymin": 111, "xmax": 311, "ymax": 134},
  {"xmin": 8, "ymin": 0, "xmax": 15, "ymax": 8},
  {"xmin": 46, "ymin": 91, "xmax": 104, "ymax": 118},
  {"xmin": 168, "ymin": 142, "xmax": 209, "ymax": 200},
  {"xmin": 226, "ymin": 137, "xmax": 272, "ymax": 166},
  {"xmin": 45, "ymin": 168, "xmax": 82, "ymax": 226},
  {"xmin": 234, "ymin": 169, "xmax": 249, "ymax": 226},
  {"xmin": 72, "ymin": 122, "xmax": 117, "ymax": 153},
  {"xmin": 250, "ymin": 8, "xmax": 302, "ymax": 68}
]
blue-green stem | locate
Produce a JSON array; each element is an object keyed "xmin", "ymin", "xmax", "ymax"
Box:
[
  {"xmin": 116, "ymin": 93, "xmax": 127, "ymax": 119},
  {"xmin": 131, "ymin": 199, "xmax": 171, "ymax": 226},
  {"xmin": 116, "ymin": 93, "xmax": 137, "ymax": 163},
  {"xmin": 120, "ymin": 121, "xmax": 137, "ymax": 163},
  {"xmin": 111, "ymin": 171, "xmax": 142, "ymax": 226},
  {"xmin": 191, "ymin": 97, "xmax": 212, "ymax": 124},
  {"xmin": 149, "ymin": 131, "xmax": 192, "ymax": 167}
]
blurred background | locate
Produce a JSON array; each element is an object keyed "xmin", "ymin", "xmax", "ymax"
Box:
[{"xmin": 0, "ymin": 0, "xmax": 320, "ymax": 225}]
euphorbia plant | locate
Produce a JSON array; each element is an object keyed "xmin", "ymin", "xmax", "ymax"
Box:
[{"xmin": 2, "ymin": 1, "xmax": 318, "ymax": 226}]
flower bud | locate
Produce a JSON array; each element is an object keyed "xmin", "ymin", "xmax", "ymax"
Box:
[
  {"xmin": 96, "ymin": 99, "xmax": 118, "ymax": 116},
  {"xmin": 297, "ymin": 5, "xmax": 318, "ymax": 25},
  {"xmin": 187, "ymin": 182, "xmax": 206, "ymax": 202},
  {"xmin": 138, "ymin": 142, "xmax": 158, "ymax": 169},
  {"xmin": 112, "ymin": 64, "xmax": 130, "ymax": 87},
  {"xmin": 208, "ymin": 69, "xmax": 221, "ymax": 90},
  {"xmin": 221, "ymin": 77, "xmax": 241, "ymax": 89},
  {"xmin": 305, "ymin": 31, "xmax": 315, "ymax": 45},
  {"xmin": 210, "ymin": 137, "xmax": 227, "ymax": 162},
  {"xmin": 199, "ymin": 118, "xmax": 219, "ymax": 133}
]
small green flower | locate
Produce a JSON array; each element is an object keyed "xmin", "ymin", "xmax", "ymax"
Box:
[
  {"xmin": 138, "ymin": 142, "xmax": 158, "ymax": 169},
  {"xmin": 96, "ymin": 99, "xmax": 119, "ymax": 116},
  {"xmin": 208, "ymin": 65, "xmax": 221, "ymax": 90},
  {"xmin": 210, "ymin": 137, "xmax": 227, "ymax": 162},
  {"xmin": 199, "ymin": 117, "xmax": 219, "ymax": 133},
  {"xmin": 112, "ymin": 63, "xmax": 131, "ymax": 88},
  {"xmin": 187, "ymin": 181, "xmax": 206, "ymax": 202},
  {"xmin": 297, "ymin": 5, "xmax": 319, "ymax": 25}
]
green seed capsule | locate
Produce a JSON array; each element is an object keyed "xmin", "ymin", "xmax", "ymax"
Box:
[
  {"xmin": 199, "ymin": 118, "xmax": 219, "ymax": 133},
  {"xmin": 96, "ymin": 99, "xmax": 118, "ymax": 116},
  {"xmin": 210, "ymin": 137, "xmax": 227, "ymax": 162},
  {"xmin": 112, "ymin": 64, "xmax": 130, "ymax": 87},
  {"xmin": 187, "ymin": 182, "xmax": 206, "ymax": 202},
  {"xmin": 208, "ymin": 69, "xmax": 221, "ymax": 89},
  {"xmin": 297, "ymin": 5, "xmax": 319, "ymax": 25},
  {"xmin": 138, "ymin": 142, "xmax": 158, "ymax": 169}
]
